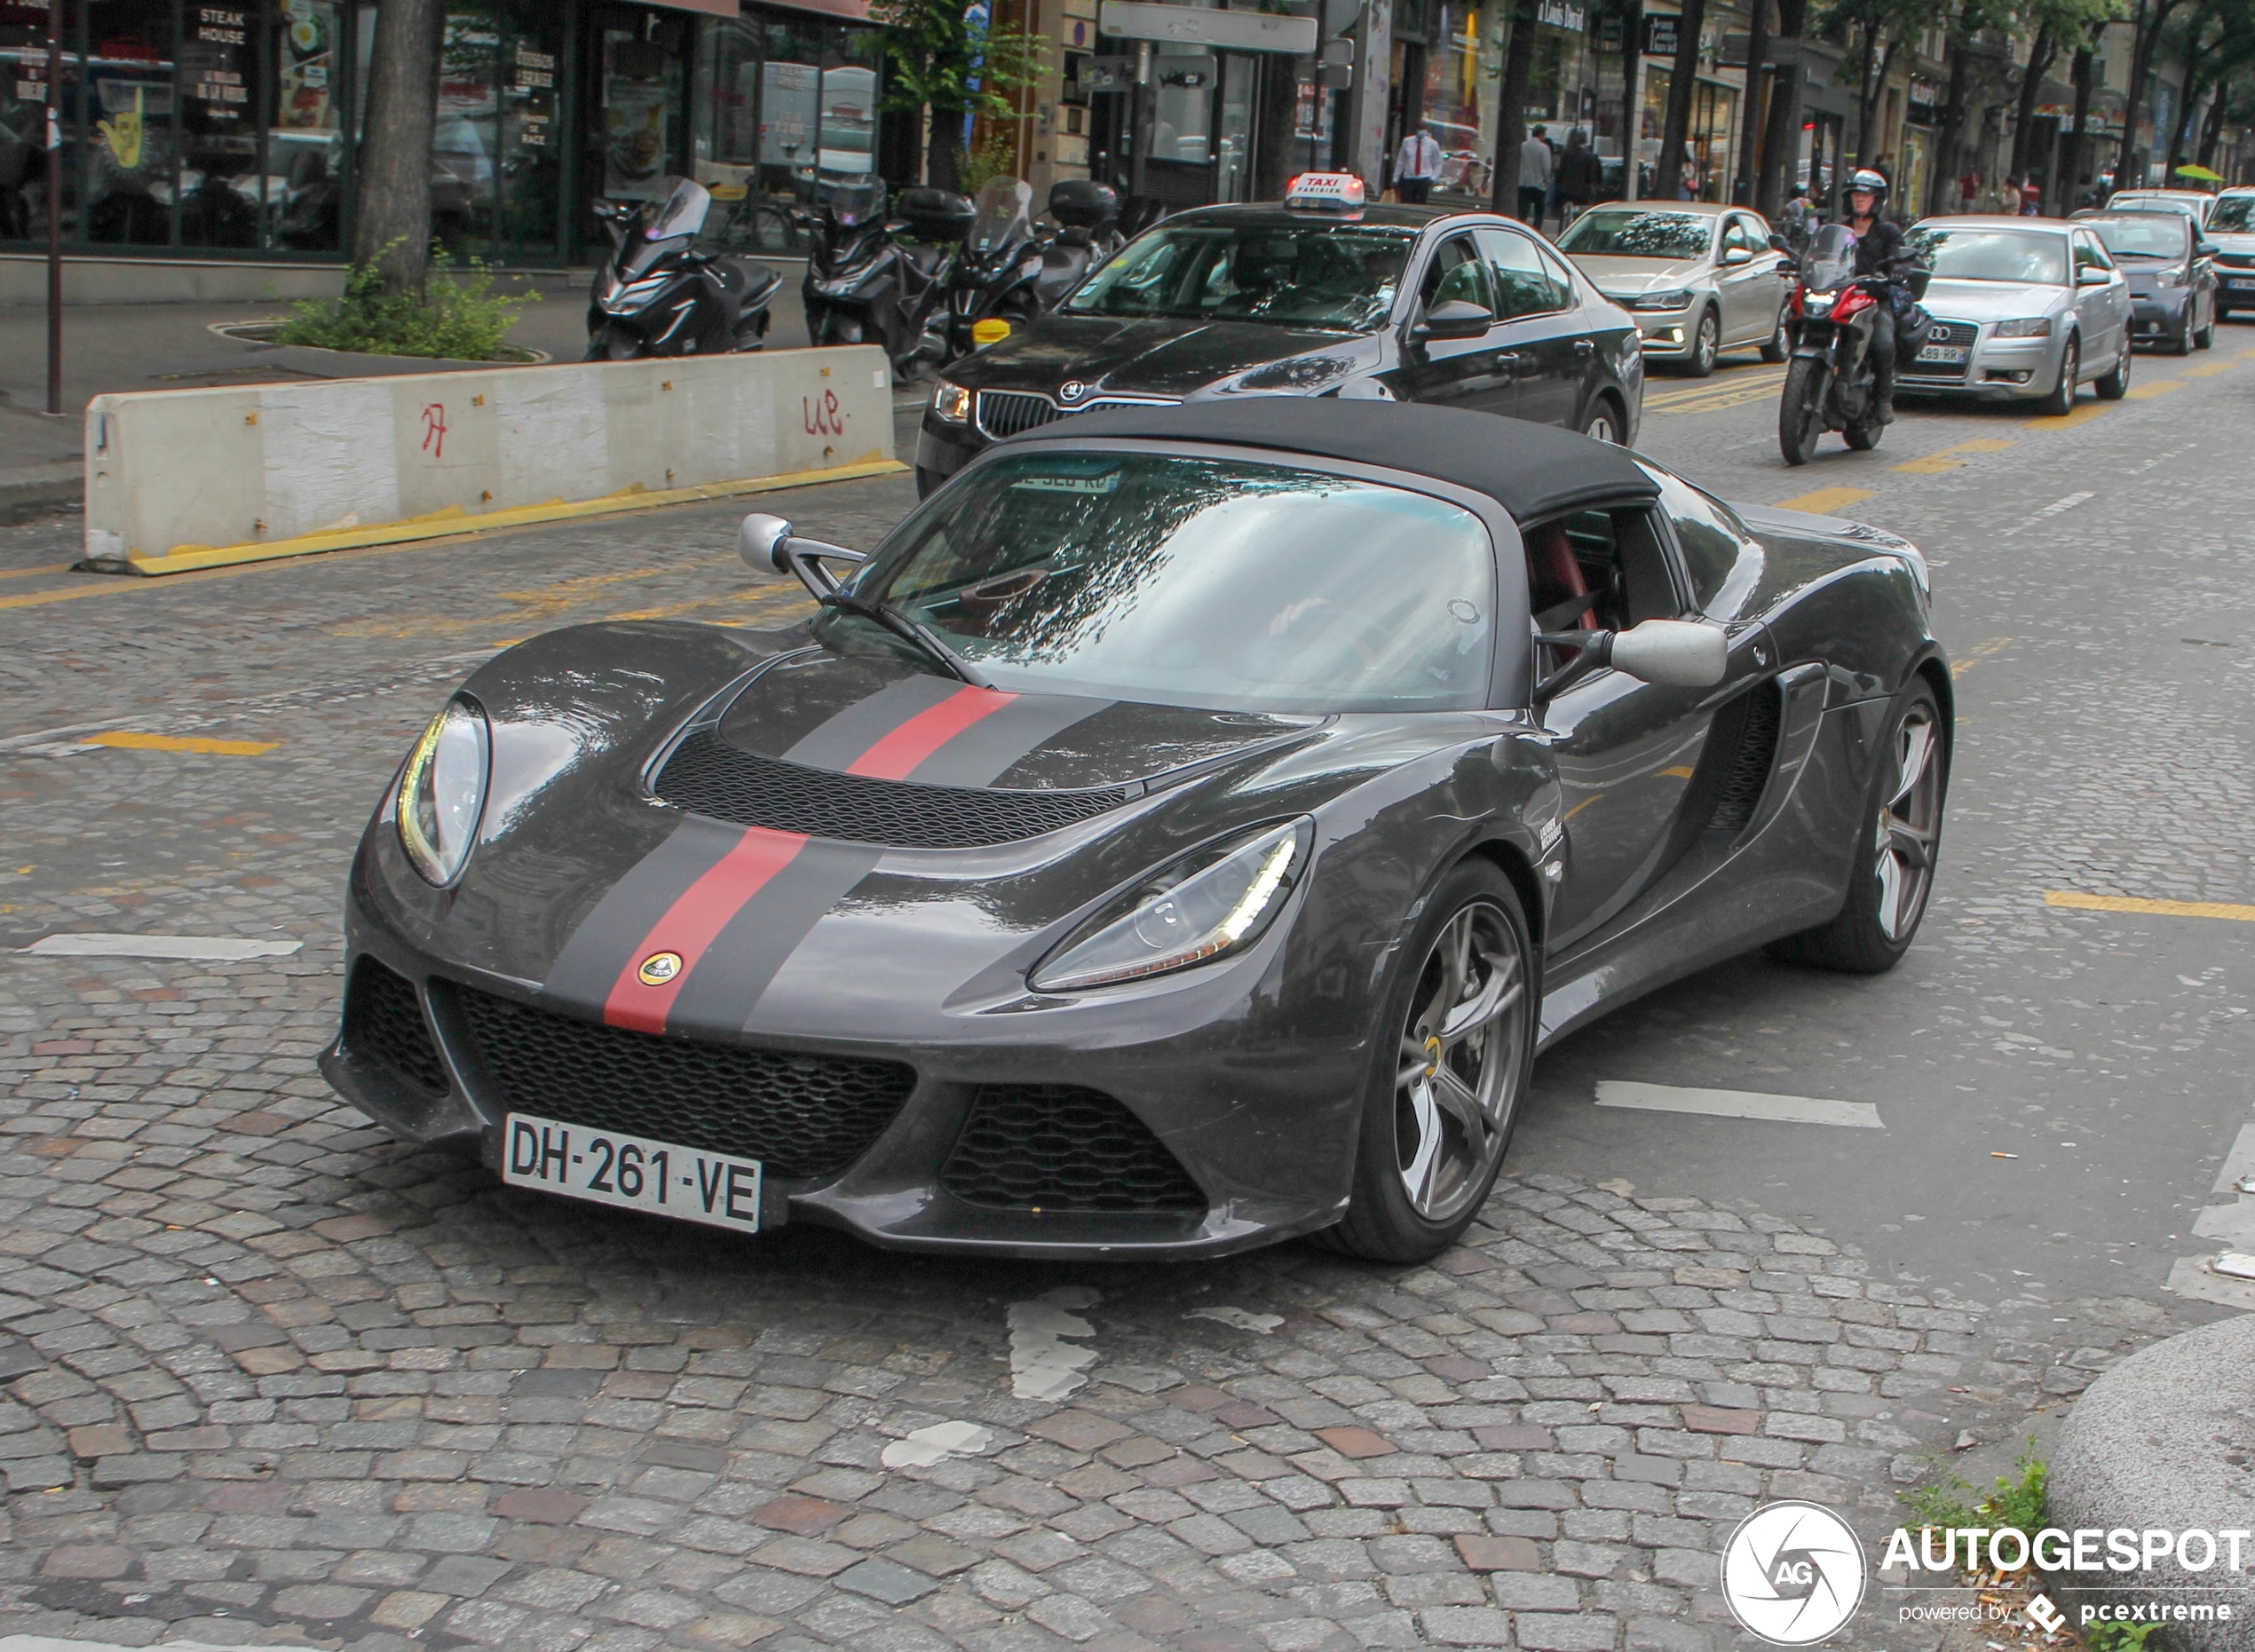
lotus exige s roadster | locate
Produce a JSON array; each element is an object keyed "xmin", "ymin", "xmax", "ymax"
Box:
[{"xmin": 322, "ymin": 399, "xmax": 1950, "ymax": 1263}]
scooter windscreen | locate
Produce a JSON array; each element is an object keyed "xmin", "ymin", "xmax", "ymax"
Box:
[
  {"xmin": 1802, "ymin": 222, "xmax": 1857, "ymax": 292},
  {"xmin": 820, "ymin": 176, "xmax": 888, "ymax": 227},
  {"xmin": 967, "ymin": 178, "xmax": 1033, "ymax": 255},
  {"xmin": 619, "ymin": 178, "xmax": 711, "ymax": 277}
]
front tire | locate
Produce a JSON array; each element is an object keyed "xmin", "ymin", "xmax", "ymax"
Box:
[
  {"xmin": 2037, "ymin": 335, "xmax": 2079, "ymax": 416},
  {"xmin": 584, "ymin": 324, "xmax": 643, "ymax": 362},
  {"xmin": 1685, "ymin": 308, "xmax": 1721, "ymax": 377},
  {"xmin": 1760, "ymin": 307, "xmax": 1789, "ymax": 363},
  {"xmin": 2195, "ymin": 300, "xmax": 2216, "ymax": 350},
  {"xmin": 1324, "ymin": 863, "xmax": 1534, "ymax": 1264},
  {"xmin": 1779, "ymin": 356, "xmax": 1826, "ymax": 466},
  {"xmin": 2094, "ymin": 344, "xmax": 2131, "ymax": 399},
  {"xmin": 1844, "ymin": 418, "xmax": 1883, "ymax": 451},
  {"xmin": 2170, "ymin": 308, "xmax": 2196, "ymax": 355},
  {"xmin": 1768, "ymin": 678, "xmax": 1947, "ymax": 974},
  {"xmin": 1580, "ymin": 399, "xmax": 1622, "ymax": 443}
]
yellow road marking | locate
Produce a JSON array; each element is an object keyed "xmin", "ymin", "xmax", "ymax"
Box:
[
  {"xmin": 83, "ymin": 731, "xmax": 280, "ymax": 756},
  {"xmin": 1950, "ymin": 636, "xmax": 2013, "ymax": 679},
  {"xmin": 1891, "ymin": 437, "xmax": 2019, "ymax": 475},
  {"xmin": 0, "ymin": 563, "xmax": 72, "ymax": 583},
  {"xmin": 2046, "ymin": 890, "xmax": 2255, "ymax": 923},
  {"xmin": 1658, "ymin": 765, "xmax": 1697, "ymax": 779},
  {"xmin": 2124, "ymin": 380, "xmax": 2184, "ymax": 399},
  {"xmin": 2022, "ymin": 403, "xmax": 2109, "ymax": 430},
  {"xmin": 1644, "ymin": 368, "xmax": 1786, "ymax": 410},
  {"xmin": 2185, "ymin": 358, "xmax": 2243, "ymax": 377},
  {"xmin": 1771, "ymin": 486, "xmax": 1872, "ymax": 515}
]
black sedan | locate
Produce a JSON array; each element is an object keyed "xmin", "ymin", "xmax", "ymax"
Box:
[
  {"xmin": 325, "ymin": 400, "xmax": 1949, "ymax": 1264},
  {"xmin": 914, "ymin": 194, "xmax": 1646, "ymax": 497},
  {"xmin": 2080, "ymin": 210, "xmax": 2219, "ymax": 353}
]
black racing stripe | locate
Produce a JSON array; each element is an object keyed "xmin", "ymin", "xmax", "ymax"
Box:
[
  {"xmin": 662, "ymin": 839, "xmax": 886, "ymax": 1033},
  {"xmin": 900, "ymin": 692, "xmax": 1117, "ymax": 787},
  {"xmin": 541, "ymin": 818, "xmax": 746, "ymax": 1014},
  {"xmin": 781, "ymin": 674, "xmax": 963, "ymax": 771}
]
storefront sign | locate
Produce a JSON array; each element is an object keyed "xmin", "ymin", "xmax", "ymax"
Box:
[
  {"xmin": 1097, "ymin": 1, "xmax": 1317, "ymax": 54},
  {"xmin": 627, "ymin": 0, "xmax": 744, "ymax": 17},
  {"xmin": 1538, "ymin": 0, "xmax": 1586, "ymax": 31},
  {"xmin": 1641, "ymin": 14, "xmax": 1677, "ymax": 57}
]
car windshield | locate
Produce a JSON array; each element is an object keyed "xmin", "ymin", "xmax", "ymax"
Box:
[
  {"xmin": 2086, "ymin": 217, "xmax": 2188, "ymax": 259},
  {"xmin": 1904, "ymin": 226, "xmax": 2069, "ymax": 285},
  {"xmin": 1062, "ymin": 221, "xmax": 1417, "ymax": 330},
  {"xmin": 1557, "ymin": 209, "xmax": 1713, "ymax": 260},
  {"xmin": 827, "ymin": 453, "xmax": 1496, "ymax": 713},
  {"xmin": 2210, "ymin": 195, "xmax": 2255, "ymax": 232}
]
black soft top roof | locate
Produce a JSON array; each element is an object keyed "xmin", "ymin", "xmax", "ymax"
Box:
[{"xmin": 1020, "ymin": 398, "xmax": 1658, "ymax": 523}]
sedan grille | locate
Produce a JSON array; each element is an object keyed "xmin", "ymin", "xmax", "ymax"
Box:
[
  {"xmin": 1903, "ymin": 319, "xmax": 1977, "ymax": 383},
  {"xmin": 974, "ymin": 389, "xmax": 1181, "ymax": 441},
  {"xmin": 342, "ymin": 958, "xmax": 449, "ymax": 1095},
  {"xmin": 450, "ymin": 985, "xmax": 915, "ymax": 1179},
  {"xmin": 941, "ymin": 1084, "xmax": 1207, "ymax": 1213},
  {"xmin": 654, "ymin": 728, "xmax": 1135, "ymax": 848}
]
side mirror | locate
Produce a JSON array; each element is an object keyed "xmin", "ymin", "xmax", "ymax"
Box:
[
  {"xmin": 2196, "ymin": 239, "xmax": 2220, "ymax": 257},
  {"xmin": 1768, "ymin": 233, "xmax": 1792, "ymax": 253},
  {"xmin": 1721, "ymin": 246, "xmax": 1754, "ymax": 266},
  {"xmin": 1610, "ymin": 619, "xmax": 1729, "ymax": 687},
  {"xmin": 739, "ymin": 512, "xmax": 794, "ymax": 575},
  {"xmin": 2077, "ymin": 265, "xmax": 2112, "ymax": 286},
  {"xmin": 1414, "ymin": 298, "xmax": 1494, "ymax": 342}
]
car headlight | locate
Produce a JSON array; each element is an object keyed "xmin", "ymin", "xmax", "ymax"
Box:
[
  {"xmin": 1994, "ymin": 317, "xmax": 2053, "ymax": 337},
  {"xmin": 2156, "ymin": 266, "xmax": 2187, "ymax": 288},
  {"xmin": 397, "ymin": 697, "xmax": 490, "ymax": 887},
  {"xmin": 931, "ymin": 380, "xmax": 972, "ymax": 423},
  {"xmin": 1634, "ymin": 289, "xmax": 1695, "ymax": 311},
  {"xmin": 1029, "ymin": 819, "xmax": 1312, "ymax": 993}
]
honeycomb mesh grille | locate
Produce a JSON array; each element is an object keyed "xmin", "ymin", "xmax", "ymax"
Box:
[
  {"xmin": 1708, "ymin": 681, "xmax": 1783, "ymax": 837},
  {"xmin": 342, "ymin": 958, "xmax": 448, "ymax": 1095},
  {"xmin": 451, "ymin": 985, "xmax": 915, "ymax": 1179},
  {"xmin": 654, "ymin": 728, "xmax": 1133, "ymax": 847},
  {"xmin": 941, "ymin": 1084, "xmax": 1207, "ymax": 1213}
]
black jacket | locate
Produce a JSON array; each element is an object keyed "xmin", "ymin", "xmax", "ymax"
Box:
[
  {"xmin": 1555, "ymin": 145, "xmax": 1601, "ymax": 202},
  {"xmin": 1848, "ymin": 216, "xmax": 1911, "ymax": 283}
]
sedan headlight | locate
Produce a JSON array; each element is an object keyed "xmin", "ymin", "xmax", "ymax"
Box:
[
  {"xmin": 397, "ymin": 697, "xmax": 490, "ymax": 887},
  {"xmin": 1030, "ymin": 819, "xmax": 1312, "ymax": 993},
  {"xmin": 1994, "ymin": 317, "xmax": 2053, "ymax": 337},
  {"xmin": 1633, "ymin": 289, "xmax": 1695, "ymax": 311},
  {"xmin": 931, "ymin": 380, "xmax": 973, "ymax": 423}
]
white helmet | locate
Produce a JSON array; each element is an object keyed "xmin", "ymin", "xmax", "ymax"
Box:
[{"xmin": 1848, "ymin": 169, "xmax": 1889, "ymax": 202}]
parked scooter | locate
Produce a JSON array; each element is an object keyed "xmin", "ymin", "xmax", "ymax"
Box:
[
  {"xmin": 1776, "ymin": 222, "xmax": 1929, "ymax": 465},
  {"xmin": 802, "ymin": 175, "xmax": 969, "ymax": 377},
  {"xmin": 939, "ymin": 178, "xmax": 1043, "ymax": 360},
  {"xmin": 586, "ymin": 177, "xmax": 781, "ymax": 361}
]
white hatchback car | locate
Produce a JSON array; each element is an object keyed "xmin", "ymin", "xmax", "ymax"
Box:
[
  {"xmin": 1897, "ymin": 217, "xmax": 2133, "ymax": 414},
  {"xmin": 1555, "ymin": 202, "xmax": 1792, "ymax": 376},
  {"xmin": 2204, "ymin": 188, "xmax": 2255, "ymax": 317}
]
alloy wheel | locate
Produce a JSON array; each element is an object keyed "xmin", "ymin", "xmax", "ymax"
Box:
[
  {"xmin": 1391, "ymin": 900, "xmax": 1529, "ymax": 1223},
  {"xmin": 1873, "ymin": 707, "xmax": 1943, "ymax": 942}
]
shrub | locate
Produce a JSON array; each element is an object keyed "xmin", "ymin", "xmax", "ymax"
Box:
[{"xmin": 276, "ymin": 244, "xmax": 534, "ymax": 361}]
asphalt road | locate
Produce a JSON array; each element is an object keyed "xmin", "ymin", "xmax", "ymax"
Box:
[{"xmin": 1, "ymin": 334, "xmax": 2251, "ymax": 1652}]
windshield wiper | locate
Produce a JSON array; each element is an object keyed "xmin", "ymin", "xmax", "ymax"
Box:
[{"xmin": 823, "ymin": 589, "xmax": 991, "ymax": 689}]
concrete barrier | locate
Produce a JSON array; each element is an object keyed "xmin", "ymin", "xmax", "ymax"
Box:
[{"xmin": 82, "ymin": 344, "xmax": 904, "ymax": 576}]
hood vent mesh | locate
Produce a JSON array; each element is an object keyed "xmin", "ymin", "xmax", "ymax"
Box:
[{"xmin": 654, "ymin": 728, "xmax": 1134, "ymax": 848}]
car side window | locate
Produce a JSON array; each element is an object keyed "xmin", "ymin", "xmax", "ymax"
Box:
[
  {"xmin": 2074, "ymin": 233, "xmax": 2115, "ymax": 274},
  {"xmin": 1523, "ymin": 504, "xmax": 1684, "ymax": 682},
  {"xmin": 1644, "ymin": 467, "xmax": 1759, "ymax": 614},
  {"xmin": 1421, "ymin": 234, "xmax": 1493, "ymax": 313},
  {"xmin": 1476, "ymin": 227, "xmax": 1571, "ymax": 319},
  {"xmin": 1723, "ymin": 217, "xmax": 1761, "ymax": 257}
]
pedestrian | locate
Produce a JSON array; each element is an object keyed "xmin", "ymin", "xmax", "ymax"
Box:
[
  {"xmin": 1518, "ymin": 123, "xmax": 1553, "ymax": 225},
  {"xmin": 1779, "ymin": 186, "xmax": 1814, "ymax": 252},
  {"xmin": 1393, "ymin": 125, "xmax": 1443, "ymax": 205},
  {"xmin": 1555, "ymin": 128, "xmax": 1599, "ymax": 225},
  {"xmin": 1957, "ymin": 165, "xmax": 1981, "ymax": 213},
  {"xmin": 2019, "ymin": 177, "xmax": 2042, "ymax": 216},
  {"xmin": 1678, "ymin": 154, "xmax": 1700, "ymax": 201}
]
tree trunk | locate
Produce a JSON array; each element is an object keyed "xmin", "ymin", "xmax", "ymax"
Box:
[
  {"xmin": 2008, "ymin": 20, "xmax": 2055, "ymax": 185},
  {"xmin": 351, "ymin": 0, "xmax": 447, "ymax": 295},
  {"xmin": 2062, "ymin": 40, "xmax": 2095, "ymax": 208},
  {"xmin": 1733, "ymin": 0, "xmax": 1769, "ymax": 204},
  {"xmin": 2198, "ymin": 76, "xmax": 2230, "ymax": 168},
  {"xmin": 1490, "ymin": 0, "xmax": 1541, "ymax": 213},
  {"xmin": 1621, "ymin": 0, "xmax": 1643, "ymax": 200},
  {"xmin": 927, "ymin": 116, "xmax": 962, "ymax": 192},
  {"xmin": 1756, "ymin": 0, "xmax": 1808, "ymax": 217},
  {"xmin": 1656, "ymin": 0, "xmax": 1708, "ymax": 199},
  {"xmin": 1931, "ymin": 7, "xmax": 1972, "ymax": 217},
  {"xmin": 2118, "ymin": 0, "xmax": 2186, "ymax": 192},
  {"xmin": 2166, "ymin": 68, "xmax": 2203, "ymax": 185},
  {"xmin": 1254, "ymin": 52, "xmax": 1302, "ymax": 201}
]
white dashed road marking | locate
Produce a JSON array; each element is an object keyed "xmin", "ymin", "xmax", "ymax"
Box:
[{"xmin": 1594, "ymin": 1079, "xmax": 1885, "ymax": 1129}]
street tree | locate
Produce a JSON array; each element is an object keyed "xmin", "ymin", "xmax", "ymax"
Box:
[
  {"xmin": 1818, "ymin": 0, "xmax": 1928, "ymax": 176},
  {"xmin": 873, "ymin": 0, "xmax": 1045, "ymax": 193},
  {"xmin": 2116, "ymin": 0, "xmax": 2194, "ymax": 188},
  {"xmin": 1490, "ymin": 0, "xmax": 1544, "ymax": 213},
  {"xmin": 350, "ymin": 0, "xmax": 447, "ymax": 296},
  {"xmin": 1655, "ymin": 0, "xmax": 1709, "ymax": 201}
]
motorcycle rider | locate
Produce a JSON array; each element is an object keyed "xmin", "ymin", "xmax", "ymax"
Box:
[{"xmin": 1842, "ymin": 168, "xmax": 1908, "ymax": 423}]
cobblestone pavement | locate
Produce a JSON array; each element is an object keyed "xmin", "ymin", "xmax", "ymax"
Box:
[{"xmin": 4, "ymin": 343, "xmax": 2253, "ymax": 1651}]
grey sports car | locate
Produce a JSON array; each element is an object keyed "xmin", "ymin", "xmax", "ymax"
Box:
[{"xmin": 323, "ymin": 400, "xmax": 1950, "ymax": 1264}]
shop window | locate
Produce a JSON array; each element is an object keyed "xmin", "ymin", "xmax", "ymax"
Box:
[
  {"xmin": 499, "ymin": 0, "xmax": 558, "ymax": 254},
  {"xmin": 598, "ymin": 14, "xmax": 684, "ymax": 203},
  {"xmin": 270, "ymin": 0, "xmax": 343, "ymax": 249},
  {"xmin": 820, "ymin": 28, "xmax": 878, "ymax": 176},
  {"xmin": 180, "ymin": 0, "xmax": 261, "ymax": 246},
  {"xmin": 434, "ymin": 4, "xmax": 500, "ymax": 251},
  {"xmin": 83, "ymin": 0, "xmax": 176, "ymax": 246},
  {"xmin": 1151, "ymin": 44, "xmax": 1214, "ymax": 164},
  {"xmin": 2, "ymin": 0, "xmax": 72, "ymax": 241}
]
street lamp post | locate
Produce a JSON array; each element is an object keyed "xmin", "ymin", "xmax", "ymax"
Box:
[{"xmin": 44, "ymin": 0, "xmax": 65, "ymax": 416}]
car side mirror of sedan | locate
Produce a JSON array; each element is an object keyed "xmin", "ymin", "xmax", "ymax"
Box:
[
  {"xmin": 2197, "ymin": 239, "xmax": 2220, "ymax": 257},
  {"xmin": 1413, "ymin": 299, "xmax": 1494, "ymax": 343},
  {"xmin": 2077, "ymin": 266, "xmax": 2112, "ymax": 286},
  {"xmin": 1768, "ymin": 233, "xmax": 1792, "ymax": 253},
  {"xmin": 1721, "ymin": 246, "xmax": 1753, "ymax": 266}
]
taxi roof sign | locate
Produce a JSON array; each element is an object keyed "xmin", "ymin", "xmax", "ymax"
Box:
[{"xmin": 1284, "ymin": 172, "xmax": 1366, "ymax": 214}]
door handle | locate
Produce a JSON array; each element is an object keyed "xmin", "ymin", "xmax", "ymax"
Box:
[
  {"xmin": 1573, "ymin": 339, "xmax": 1594, "ymax": 356},
  {"xmin": 1495, "ymin": 352, "xmax": 1523, "ymax": 374}
]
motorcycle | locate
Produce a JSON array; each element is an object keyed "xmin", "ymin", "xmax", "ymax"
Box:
[
  {"xmin": 586, "ymin": 176, "xmax": 781, "ymax": 361},
  {"xmin": 802, "ymin": 174, "xmax": 969, "ymax": 377},
  {"xmin": 1776, "ymin": 221, "xmax": 1929, "ymax": 466},
  {"xmin": 940, "ymin": 178, "xmax": 1043, "ymax": 360}
]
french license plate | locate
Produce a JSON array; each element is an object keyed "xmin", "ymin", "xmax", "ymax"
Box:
[
  {"xmin": 502, "ymin": 1114, "xmax": 764, "ymax": 1233},
  {"xmin": 2231, "ymin": 277, "xmax": 2255, "ymax": 290},
  {"xmin": 1915, "ymin": 344, "xmax": 1969, "ymax": 365}
]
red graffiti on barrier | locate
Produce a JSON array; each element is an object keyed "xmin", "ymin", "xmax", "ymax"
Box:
[
  {"xmin": 422, "ymin": 402, "xmax": 448, "ymax": 458},
  {"xmin": 803, "ymin": 389, "xmax": 844, "ymax": 437}
]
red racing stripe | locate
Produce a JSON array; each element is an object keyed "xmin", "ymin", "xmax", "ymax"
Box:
[
  {"xmin": 846, "ymin": 685, "xmax": 1017, "ymax": 781},
  {"xmin": 602, "ymin": 826, "xmax": 809, "ymax": 1033}
]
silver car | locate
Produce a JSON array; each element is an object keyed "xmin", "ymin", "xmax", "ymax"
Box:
[
  {"xmin": 1897, "ymin": 217, "xmax": 2133, "ymax": 412},
  {"xmin": 1555, "ymin": 202, "xmax": 1791, "ymax": 375},
  {"xmin": 2205, "ymin": 188, "xmax": 2255, "ymax": 317}
]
